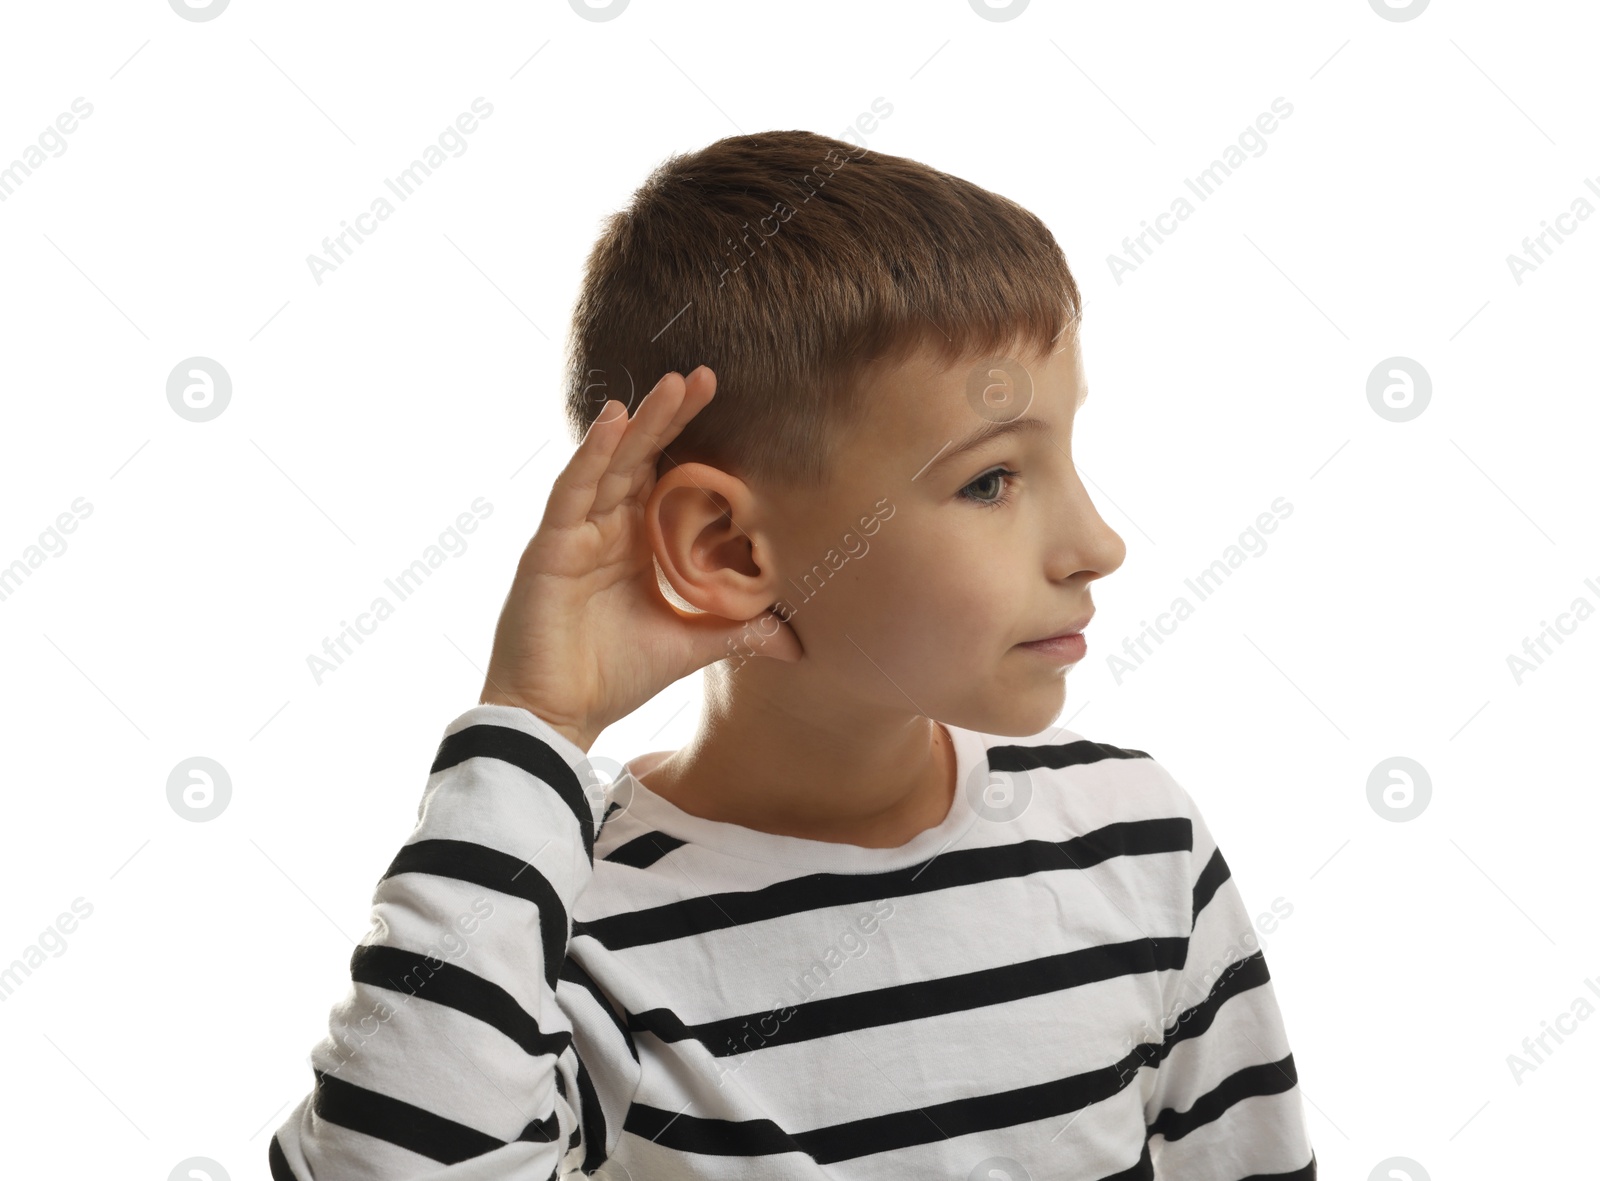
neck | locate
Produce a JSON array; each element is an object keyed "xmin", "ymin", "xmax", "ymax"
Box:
[{"xmin": 636, "ymin": 675, "xmax": 955, "ymax": 848}]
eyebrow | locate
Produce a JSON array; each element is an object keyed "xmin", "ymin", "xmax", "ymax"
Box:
[{"xmin": 914, "ymin": 414, "xmax": 1055, "ymax": 481}]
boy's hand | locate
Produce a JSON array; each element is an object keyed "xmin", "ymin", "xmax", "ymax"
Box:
[{"xmin": 479, "ymin": 366, "xmax": 800, "ymax": 752}]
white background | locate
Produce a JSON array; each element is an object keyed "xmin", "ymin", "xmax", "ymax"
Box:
[{"xmin": 1, "ymin": 0, "xmax": 1595, "ymax": 1177}]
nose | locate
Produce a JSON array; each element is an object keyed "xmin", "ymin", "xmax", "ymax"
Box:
[{"xmin": 1049, "ymin": 468, "xmax": 1126, "ymax": 585}]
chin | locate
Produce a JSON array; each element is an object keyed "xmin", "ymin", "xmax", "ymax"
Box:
[{"xmin": 946, "ymin": 685, "xmax": 1068, "ymax": 740}]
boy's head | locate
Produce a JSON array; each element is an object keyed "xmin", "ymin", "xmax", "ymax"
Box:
[{"xmin": 564, "ymin": 130, "xmax": 1125, "ymax": 739}]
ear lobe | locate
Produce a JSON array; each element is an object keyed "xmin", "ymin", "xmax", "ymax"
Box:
[{"xmin": 653, "ymin": 552, "xmax": 696, "ymax": 613}]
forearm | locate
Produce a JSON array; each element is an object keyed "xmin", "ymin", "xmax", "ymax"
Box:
[{"xmin": 269, "ymin": 704, "xmax": 608, "ymax": 1180}]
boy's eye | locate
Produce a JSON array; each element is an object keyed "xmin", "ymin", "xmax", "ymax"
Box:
[{"xmin": 958, "ymin": 466, "xmax": 1018, "ymax": 509}]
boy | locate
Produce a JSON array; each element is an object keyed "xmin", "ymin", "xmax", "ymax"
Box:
[{"xmin": 270, "ymin": 130, "xmax": 1317, "ymax": 1179}]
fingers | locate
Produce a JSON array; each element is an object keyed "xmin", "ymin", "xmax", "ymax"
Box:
[
  {"xmin": 671, "ymin": 365, "xmax": 717, "ymax": 435},
  {"xmin": 645, "ymin": 364, "xmax": 717, "ymax": 466},
  {"xmin": 541, "ymin": 396, "xmax": 632, "ymax": 531},
  {"xmin": 542, "ymin": 366, "xmax": 718, "ymax": 531},
  {"xmin": 591, "ymin": 366, "xmax": 718, "ymax": 517},
  {"xmin": 589, "ymin": 371, "xmax": 686, "ymax": 517}
]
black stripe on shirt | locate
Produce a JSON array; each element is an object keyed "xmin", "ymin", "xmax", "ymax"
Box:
[
  {"xmin": 608, "ymin": 952, "xmax": 1281, "ymax": 1164},
  {"xmin": 573, "ymin": 1046, "xmax": 610, "ymax": 1173},
  {"xmin": 267, "ymin": 1133, "xmax": 299, "ymax": 1181},
  {"xmin": 603, "ymin": 831, "xmax": 688, "ymax": 868},
  {"xmin": 379, "ymin": 838, "xmax": 568, "ymax": 990},
  {"xmin": 1093, "ymin": 1141, "xmax": 1316, "ymax": 1181},
  {"xmin": 1147, "ymin": 1051, "xmax": 1300, "ymax": 1142},
  {"xmin": 1192, "ymin": 845, "xmax": 1230, "ymax": 929},
  {"xmin": 516, "ymin": 1105, "xmax": 562, "ymax": 1143},
  {"xmin": 623, "ymin": 1042, "xmax": 1150, "ymax": 1163},
  {"xmin": 630, "ymin": 936, "xmax": 1189, "ymax": 1055},
  {"xmin": 1160, "ymin": 949, "xmax": 1272, "ymax": 1056},
  {"xmin": 579, "ymin": 817, "xmax": 1192, "ymax": 951},
  {"xmin": 594, "ymin": 740, "xmax": 1155, "ymax": 874},
  {"xmin": 551, "ymin": 1068, "xmax": 584, "ymax": 1154},
  {"xmin": 1238, "ymin": 1152, "xmax": 1317, "ymax": 1179},
  {"xmin": 559, "ymin": 956, "xmax": 640, "ymax": 1064},
  {"xmin": 311, "ymin": 1067, "xmax": 505, "ymax": 1163},
  {"xmin": 987, "ymin": 737, "xmax": 1152, "ymax": 773},
  {"xmin": 432, "ymin": 722, "xmax": 595, "ymax": 863},
  {"xmin": 550, "ymin": 1062, "xmax": 582, "ymax": 1145},
  {"xmin": 348, "ymin": 942, "xmax": 571, "ymax": 1059}
]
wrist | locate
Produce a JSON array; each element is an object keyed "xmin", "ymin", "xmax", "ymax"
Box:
[{"xmin": 477, "ymin": 689, "xmax": 595, "ymax": 754}]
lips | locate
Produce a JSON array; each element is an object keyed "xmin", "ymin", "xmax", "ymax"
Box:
[
  {"xmin": 1021, "ymin": 614, "xmax": 1093, "ymax": 645},
  {"xmin": 1017, "ymin": 632, "xmax": 1088, "ymax": 664}
]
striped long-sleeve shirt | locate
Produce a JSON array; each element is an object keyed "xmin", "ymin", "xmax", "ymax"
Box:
[{"xmin": 270, "ymin": 703, "xmax": 1317, "ymax": 1180}]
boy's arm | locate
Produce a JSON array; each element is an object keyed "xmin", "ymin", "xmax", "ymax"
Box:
[
  {"xmin": 1145, "ymin": 783, "xmax": 1317, "ymax": 1179},
  {"xmin": 268, "ymin": 704, "xmax": 641, "ymax": 1181}
]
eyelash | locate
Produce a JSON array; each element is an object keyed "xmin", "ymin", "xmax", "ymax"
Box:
[{"xmin": 958, "ymin": 466, "xmax": 1019, "ymax": 509}]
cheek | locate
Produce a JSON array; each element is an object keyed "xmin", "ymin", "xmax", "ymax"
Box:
[{"xmin": 834, "ymin": 544, "xmax": 1002, "ymax": 663}]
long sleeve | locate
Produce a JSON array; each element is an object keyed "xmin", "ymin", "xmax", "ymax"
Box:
[
  {"xmin": 1145, "ymin": 786, "xmax": 1317, "ymax": 1179},
  {"xmin": 269, "ymin": 704, "xmax": 641, "ymax": 1181}
]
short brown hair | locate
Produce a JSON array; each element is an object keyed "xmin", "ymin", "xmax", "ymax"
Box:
[{"xmin": 562, "ymin": 129, "xmax": 1080, "ymax": 492}]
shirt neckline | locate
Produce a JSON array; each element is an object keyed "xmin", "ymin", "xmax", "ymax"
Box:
[{"xmin": 610, "ymin": 723, "xmax": 988, "ymax": 873}]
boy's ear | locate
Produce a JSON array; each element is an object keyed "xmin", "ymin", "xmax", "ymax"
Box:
[{"xmin": 645, "ymin": 462, "xmax": 782, "ymax": 624}]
